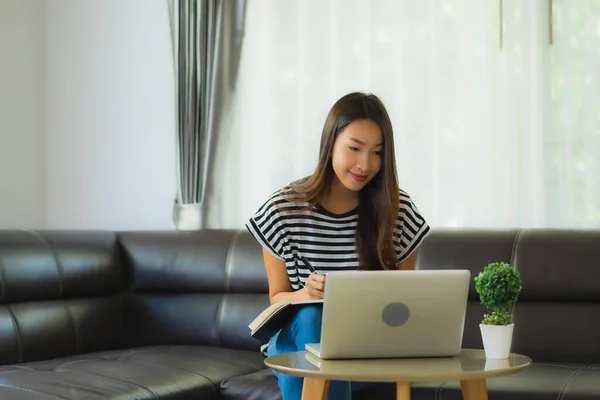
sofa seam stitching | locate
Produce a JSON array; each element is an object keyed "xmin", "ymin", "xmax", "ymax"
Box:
[
  {"xmin": 509, "ymin": 230, "xmax": 521, "ymax": 267},
  {"xmin": 0, "ymin": 383, "xmax": 68, "ymax": 399},
  {"xmin": 215, "ymin": 298, "xmax": 224, "ymax": 348},
  {"xmin": 115, "ymin": 348, "xmax": 154, "ymax": 360},
  {"xmin": 0, "ymin": 254, "xmax": 6, "ymax": 303},
  {"xmin": 435, "ymin": 381, "xmax": 446, "ymax": 400},
  {"xmin": 558, "ymin": 369, "xmax": 582, "ymax": 400},
  {"xmin": 26, "ymin": 231, "xmax": 81, "ymax": 354},
  {"xmin": 26, "ymin": 230, "xmax": 64, "ymax": 297},
  {"xmin": 0, "ymin": 365, "xmax": 34, "ymax": 373},
  {"xmin": 509, "ymin": 230, "xmax": 522, "ymax": 315},
  {"xmin": 224, "ymin": 231, "xmax": 240, "ymax": 293},
  {"xmin": 110, "ymin": 356, "xmax": 218, "ymax": 396},
  {"xmin": 64, "ymin": 304, "xmax": 80, "ymax": 354},
  {"xmin": 54, "ymin": 369, "xmax": 160, "ymax": 399},
  {"xmin": 52, "ymin": 358, "xmax": 97, "ymax": 371},
  {"xmin": 6, "ymin": 306, "xmax": 23, "ymax": 363},
  {"xmin": 215, "ymin": 231, "xmax": 240, "ymax": 347},
  {"xmin": 534, "ymin": 362, "xmax": 585, "ymax": 369}
]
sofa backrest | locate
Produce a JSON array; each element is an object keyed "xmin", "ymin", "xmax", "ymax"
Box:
[
  {"xmin": 510, "ymin": 230, "xmax": 600, "ymax": 363},
  {"xmin": 121, "ymin": 228, "xmax": 600, "ymax": 362},
  {"xmin": 119, "ymin": 230, "xmax": 269, "ymax": 352},
  {"xmin": 416, "ymin": 229, "xmax": 518, "ymax": 356},
  {"xmin": 417, "ymin": 229, "xmax": 600, "ymax": 363},
  {"xmin": 1, "ymin": 228, "xmax": 595, "ymax": 365},
  {"xmin": 0, "ymin": 230, "xmax": 126, "ymax": 366}
]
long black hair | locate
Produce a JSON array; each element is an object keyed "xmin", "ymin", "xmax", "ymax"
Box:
[{"xmin": 286, "ymin": 92, "xmax": 400, "ymax": 270}]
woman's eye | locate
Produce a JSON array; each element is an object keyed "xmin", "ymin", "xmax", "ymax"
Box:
[{"xmin": 348, "ymin": 146, "xmax": 359, "ymax": 152}]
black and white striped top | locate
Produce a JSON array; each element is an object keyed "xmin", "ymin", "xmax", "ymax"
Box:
[{"xmin": 246, "ymin": 187, "xmax": 431, "ymax": 291}]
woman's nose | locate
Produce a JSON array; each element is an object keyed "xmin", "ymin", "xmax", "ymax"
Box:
[{"xmin": 357, "ymin": 154, "xmax": 371, "ymax": 172}]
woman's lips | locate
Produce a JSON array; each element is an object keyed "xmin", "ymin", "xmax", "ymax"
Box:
[{"xmin": 349, "ymin": 172, "xmax": 367, "ymax": 182}]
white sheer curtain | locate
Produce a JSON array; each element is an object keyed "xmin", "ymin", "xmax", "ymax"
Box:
[
  {"xmin": 207, "ymin": 0, "xmax": 600, "ymax": 230},
  {"xmin": 546, "ymin": 0, "xmax": 600, "ymax": 227}
]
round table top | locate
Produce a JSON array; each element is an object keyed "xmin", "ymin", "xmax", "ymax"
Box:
[{"xmin": 264, "ymin": 349, "xmax": 531, "ymax": 382}]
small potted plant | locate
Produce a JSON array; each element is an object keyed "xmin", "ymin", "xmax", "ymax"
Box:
[{"xmin": 474, "ymin": 261, "xmax": 522, "ymax": 359}]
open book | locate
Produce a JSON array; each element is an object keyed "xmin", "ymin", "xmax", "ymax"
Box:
[{"xmin": 248, "ymin": 299, "xmax": 324, "ymax": 343}]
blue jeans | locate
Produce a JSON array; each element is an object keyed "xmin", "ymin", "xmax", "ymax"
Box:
[{"xmin": 266, "ymin": 304, "xmax": 373, "ymax": 400}]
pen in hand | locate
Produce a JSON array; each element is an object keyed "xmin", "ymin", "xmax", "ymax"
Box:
[
  {"xmin": 301, "ymin": 256, "xmax": 317, "ymax": 274},
  {"xmin": 300, "ymin": 256, "xmax": 326, "ymax": 299}
]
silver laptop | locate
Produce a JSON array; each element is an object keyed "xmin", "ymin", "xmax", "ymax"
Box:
[{"xmin": 305, "ymin": 269, "xmax": 470, "ymax": 360}]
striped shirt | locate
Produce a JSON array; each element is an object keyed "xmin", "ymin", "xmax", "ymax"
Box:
[{"xmin": 246, "ymin": 187, "xmax": 431, "ymax": 291}]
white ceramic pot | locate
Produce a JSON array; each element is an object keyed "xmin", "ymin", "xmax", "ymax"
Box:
[{"xmin": 479, "ymin": 323, "xmax": 514, "ymax": 359}]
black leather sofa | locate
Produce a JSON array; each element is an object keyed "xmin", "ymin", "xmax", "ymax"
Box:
[{"xmin": 0, "ymin": 228, "xmax": 598, "ymax": 399}]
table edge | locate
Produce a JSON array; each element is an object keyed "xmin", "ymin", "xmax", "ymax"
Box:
[{"xmin": 264, "ymin": 351, "xmax": 532, "ymax": 383}]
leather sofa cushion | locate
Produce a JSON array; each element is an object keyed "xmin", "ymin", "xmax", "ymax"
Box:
[
  {"xmin": 0, "ymin": 296, "xmax": 126, "ymax": 365},
  {"xmin": 123, "ymin": 292, "xmax": 269, "ymax": 353},
  {"xmin": 119, "ymin": 231, "xmax": 271, "ymax": 353},
  {"xmin": 0, "ymin": 230, "xmax": 124, "ymax": 303},
  {"xmin": 119, "ymin": 230, "xmax": 268, "ymax": 295},
  {"xmin": 0, "ymin": 388, "xmax": 61, "ymax": 399},
  {"xmin": 220, "ymin": 363, "xmax": 600, "ymax": 400},
  {"xmin": 219, "ymin": 368, "xmax": 282, "ymax": 400},
  {"xmin": 0, "ymin": 346, "xmax": 265, "ymax": 400},
  {"xmin": 513, "ymin": 230, "xmax": 600, "ymax": 302},
  {"xmin": 218, "ymin": 368, "xmax": 399, "ymax": 400},
  {"xmin": 512, "ymin": 303, "xmax": 600, "ymax": 363},
  {"xmin": 0, "ymin": 230, "xmax": 126, "ymax": 365},
  {"xmin": 414, "ymin": 229, "xmax": 517, "ymax": 300},
  {"xmin": 430, "ymin": 362, "xmax": 600, "ymax": 400},
  {"xmin": 415, "ymin": 229, "xmax": 600, "ymax": 364}
]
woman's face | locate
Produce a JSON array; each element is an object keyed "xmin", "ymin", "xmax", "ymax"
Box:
[{"xmin": 330, "ymin": 118, "xmax": 383, "ymax": 192}]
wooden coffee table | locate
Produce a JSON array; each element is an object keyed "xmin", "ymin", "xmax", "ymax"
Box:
[{"xmin": 264, "ymin": 348, "xmax": 531, "ymax": 400}]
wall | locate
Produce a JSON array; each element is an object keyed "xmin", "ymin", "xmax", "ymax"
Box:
[
  {"xmin": 44, "ymin": 0, "xmax": 177, "ymax": 230},
  {"xmin": 0, "ymin": 0, "xmax": 46, "ymax": 228},
  {"xmin": 0, "ymin": 0, "xmax": 177, "ymax": 231}
]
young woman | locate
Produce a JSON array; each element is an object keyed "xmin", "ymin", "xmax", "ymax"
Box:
[{"xmin": 246, "ymin": 92, "xmax": 430, "ymax": 400}]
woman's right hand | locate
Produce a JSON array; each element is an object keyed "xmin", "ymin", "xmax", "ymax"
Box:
[{"xmin": 299, "ymin": 273, "xmax": 326, "ymax": 300}]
